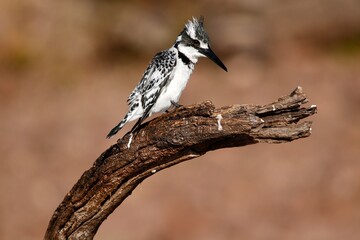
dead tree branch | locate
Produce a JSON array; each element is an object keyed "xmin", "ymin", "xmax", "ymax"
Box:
[{"xmin": 45, "ymin": 86, "xmax": 317, "ymax": 240}]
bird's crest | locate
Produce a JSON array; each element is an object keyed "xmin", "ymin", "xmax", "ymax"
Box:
[{"xmin": 184, "ymin": 16, "xmax": 209, "ymax": 43}]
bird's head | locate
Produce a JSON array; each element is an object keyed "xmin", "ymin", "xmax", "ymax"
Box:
[{"xmin": 175, "ymin": 16, "xmax": 227, "ymax": 71}]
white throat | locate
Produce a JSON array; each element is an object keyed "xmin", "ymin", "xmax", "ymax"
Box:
[{"xmin": 176, "ymin": 44, "xmax": 204, "ymax": 64}]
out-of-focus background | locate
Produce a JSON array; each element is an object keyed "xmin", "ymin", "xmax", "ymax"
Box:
[{"xmin": 1, "ymin": 0, "xmax": 360, "ymax": 239}]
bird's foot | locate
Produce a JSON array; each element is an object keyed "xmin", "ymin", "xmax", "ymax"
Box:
[
  {"xmin": 170, "ymin": 101, "xmax": 182, "ymax": 108},
  {"xmin": 166, "ymin": 101, "xmax": 183, "ymax": 113}
]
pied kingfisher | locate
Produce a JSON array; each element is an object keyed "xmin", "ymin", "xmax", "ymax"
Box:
[{"xmin": 107, "ymin": 16, "xmax": 227, "ymax": 138}]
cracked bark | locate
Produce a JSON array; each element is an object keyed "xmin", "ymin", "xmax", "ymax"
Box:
[{"xmin": 45, "ymin": 86, "xmax": 317, "ymax": 239}]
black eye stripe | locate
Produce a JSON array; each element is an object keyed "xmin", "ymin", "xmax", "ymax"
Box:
[{"xmin": 193, "ymin": 39, "xmax": 200, "ymax": 46}]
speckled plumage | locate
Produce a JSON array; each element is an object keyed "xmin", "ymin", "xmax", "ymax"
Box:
[{"xmin": 107, "ymin": 17, "xmax": 227, "ymax": 138}]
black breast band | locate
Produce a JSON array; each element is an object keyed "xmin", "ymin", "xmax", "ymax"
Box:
[{"xmin": 178, "ymin": 51, "xmax": 192, "ymax": 65}]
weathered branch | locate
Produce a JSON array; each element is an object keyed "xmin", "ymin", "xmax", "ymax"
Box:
[{"xmin": 45, "ymin": 86, "xmax": 317, "ymax": 240}]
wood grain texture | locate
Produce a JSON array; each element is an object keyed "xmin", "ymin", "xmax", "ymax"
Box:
[{"xmin": 45, "ymin": 86, "xmax": 317, "ymax": 239}]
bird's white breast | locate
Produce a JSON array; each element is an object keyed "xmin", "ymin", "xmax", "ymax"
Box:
[{"xmin": 151, "ymin": 60, "xmax": 193, "ymax": 113}]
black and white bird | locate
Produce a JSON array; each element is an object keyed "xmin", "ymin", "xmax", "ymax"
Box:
[{"xmin": 107, "ymin": 16, "xmax": 227, "ymax": 138}]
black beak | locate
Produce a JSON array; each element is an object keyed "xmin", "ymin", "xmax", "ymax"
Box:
[{"xmin": 199, "ymin": 47, "xmax": 227, "ymax": 72}]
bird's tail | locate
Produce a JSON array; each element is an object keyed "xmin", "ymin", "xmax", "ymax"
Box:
[
  {"xmin": 106, "ymin": 119, "xmax": 127, "ymax": 139},
  {"xmin": 107, "ymin": 98, "xmax": 142, "ymax": 138}
]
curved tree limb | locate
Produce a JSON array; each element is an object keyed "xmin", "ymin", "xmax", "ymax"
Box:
[{"xmin": 45, "ymin": 86, "xmax": 317, "ymax": 240}]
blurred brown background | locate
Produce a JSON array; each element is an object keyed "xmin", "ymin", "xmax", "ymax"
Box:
[{"xmin": 1, "ymin": 0, "xmax": 360, "ymax": 239}]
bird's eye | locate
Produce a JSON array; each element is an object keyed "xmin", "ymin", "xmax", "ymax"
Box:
[{"xmin": 193, "ymin": 40, "xmax": 200, "ymax": 46}]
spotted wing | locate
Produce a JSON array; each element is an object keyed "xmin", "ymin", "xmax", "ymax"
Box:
[{"xmin": 128, "ymin": 49, "xmax": 177, "ymax": 133}]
